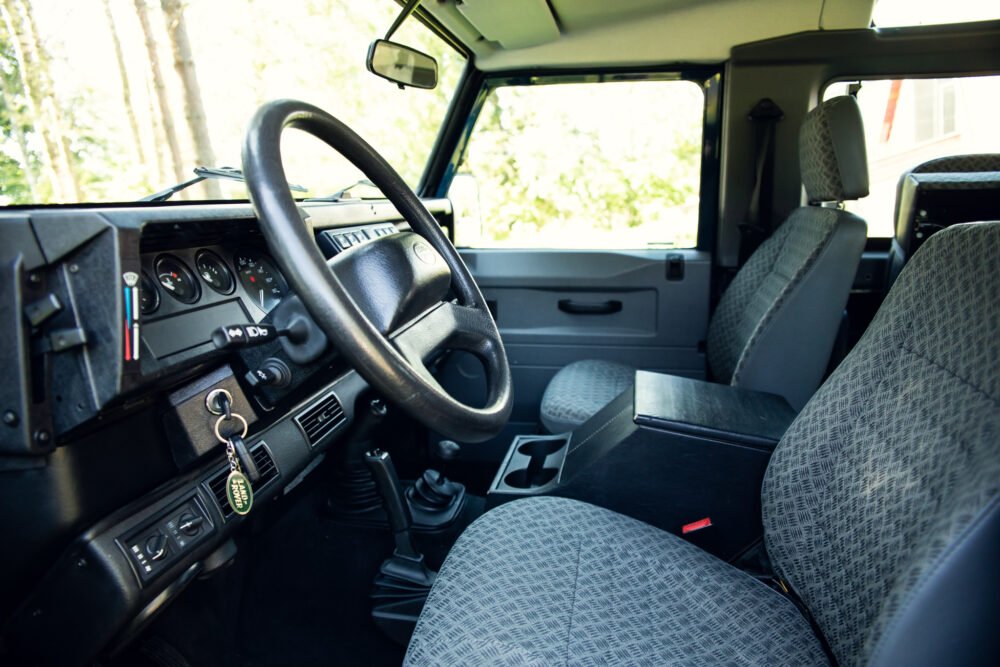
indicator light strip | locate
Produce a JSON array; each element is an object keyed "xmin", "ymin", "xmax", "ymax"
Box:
[
  {"xmin": 131, "ymin": 286, "xmax": 140, "ymax": 360},
  {"xmin": 124, "ymin": 286, "xmax": 132, "ymax": 361}
]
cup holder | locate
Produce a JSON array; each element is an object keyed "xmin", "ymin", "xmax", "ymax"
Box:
[
  {"xmin": 504, "ymin": 467, "xmax": 558, "ymax": 489},
  {"xmin": 499, "ymin": 436, "xmax": 568, "ymax": 489},
  {"xmin": 517, "ymin": 438, "xmax": 567, "ymax": 458}
]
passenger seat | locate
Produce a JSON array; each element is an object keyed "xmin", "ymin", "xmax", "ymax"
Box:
[{"xmin": 540, "ymin": 95, "xmax": 869, "ymax": 433}]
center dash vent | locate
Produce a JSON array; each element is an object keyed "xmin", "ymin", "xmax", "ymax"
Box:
[
  {"xmin": 251, "ymin": 444, "xmax": 278, "ymax": 482},
  {"xmin": 295, "ymin": 393, "xmax": 347, "ymax": 447},
  {"xmin": 206, "ymin": 442, "xmax": 279, "ymax": 520}
]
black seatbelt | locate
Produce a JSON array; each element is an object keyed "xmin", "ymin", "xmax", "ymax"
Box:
[
  {"xmin": 736, "ymin": 539, "xmax": 840, "ymax": 665},
  {"xmin": 738, "ymin": 98, "xmax": 784, "ymax": 264}
]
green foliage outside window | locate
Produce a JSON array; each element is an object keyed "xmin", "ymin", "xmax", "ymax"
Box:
[
  {"xmin": 453, "ymin": 80, "xmax": 704, "ymax": 249},
  {"xmin": 0, "ymin": 0, "xmax": 463, "ymax": 205}
]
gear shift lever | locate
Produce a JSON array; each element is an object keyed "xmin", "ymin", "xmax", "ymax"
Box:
[
  {"xmin": 410, "ymin": 440, "xmax": 462, "ymax": 510},
  {"xmin": 432, "ymin": 440, "xmax": 460, "ymax": 482}
]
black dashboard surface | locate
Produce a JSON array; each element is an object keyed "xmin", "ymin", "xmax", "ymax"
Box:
[
  {"xmin": 0, "ymin": 197, "xmax": 453, "ymax": 665},
  {"xmin": 0, "ymin": 196, "xmax": 452, "ymax": 453}
]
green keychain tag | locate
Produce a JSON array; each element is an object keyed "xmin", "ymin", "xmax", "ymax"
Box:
[{"xmin": 226, "ymin": 469, "xmax": 254, "ymax": 515}]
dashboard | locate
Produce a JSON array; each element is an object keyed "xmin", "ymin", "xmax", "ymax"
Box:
[
  {"xmin": 0, "ymin": 197, "xmax": 453, "ymax": 665},
  {"xmin": 136, "ymin": 216, "xmax": 401, "ymax": 378}
]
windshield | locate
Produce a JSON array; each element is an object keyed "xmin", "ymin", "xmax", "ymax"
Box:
[{"xmin": 0, "ymin": 1, "xmax": 464, "ymax": 205}]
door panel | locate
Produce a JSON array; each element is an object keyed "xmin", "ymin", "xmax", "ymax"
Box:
[{"xmin": 436, "ymin": 248, "xmax": 711, "ymax": 459}]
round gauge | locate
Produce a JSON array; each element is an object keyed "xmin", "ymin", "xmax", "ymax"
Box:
[
  {"xmin": 139, "ymin": 270, "xmax": 160, "ymax": 315},
  {"xmin": 195, "ymin": 250, "xmax": 234, "ymax": 295},
  {"xmin": 233, "ymin": 249, "xmax": 288, "ymax": 313},
  {"xmin": 154, "ymin": 255, "xmax": 200, "ymax": 304}
]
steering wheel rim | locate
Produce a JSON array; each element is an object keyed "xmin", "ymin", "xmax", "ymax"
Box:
[{"xmin": 241, "ymin": 99, "xmax": 512, "ymax": 443}]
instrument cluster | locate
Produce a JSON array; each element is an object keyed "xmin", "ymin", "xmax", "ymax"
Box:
[
  {"xmin": 135, "ymin": 218, "xmax": 400, "ymax": 370},
  {"xmin": 141, "ymin": 246, "xmax": 288, "ymax": 319},
  {"xmin": 136, "ymin": 243, "xmax": 290, "ymax": 368}
]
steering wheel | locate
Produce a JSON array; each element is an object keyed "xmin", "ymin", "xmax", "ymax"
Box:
[{"xmin": 241, "ymin": 100, "xmax": 512, "ymax": 443}]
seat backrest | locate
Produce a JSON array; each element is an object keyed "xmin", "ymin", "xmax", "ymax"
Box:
[
  {"xmin": 707, "ymin": 96, "xmax": 868, "ymax": 409},
  {"xmin": 906, "ymin": 153, "xmax": 1000, "ymax": 175},
  {"xmin": 762, "ymin": 222, "xmax": 1000, "ymax": 666}
]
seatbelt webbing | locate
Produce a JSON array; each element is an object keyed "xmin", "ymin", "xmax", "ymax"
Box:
[
  {"xmin": 738, "ymin": 98, "xmax": 784, "ymax": 265},
  {"xmin": 773, "ymin": 577, "xmax": 840, "ymax": 666}
]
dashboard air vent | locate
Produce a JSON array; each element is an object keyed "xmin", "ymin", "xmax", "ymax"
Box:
[
  {"xmin": 252, "ymin": 443, "xmax": 278, "ymax": 482},
  {"xmin": 206, "ymin": 442, "xmax": 279, "ymax": 520},
  {"xmin": 295, "ymin": 393, "xmax": 347, "ymax": 447}
]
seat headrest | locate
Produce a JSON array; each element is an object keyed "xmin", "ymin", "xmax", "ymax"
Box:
[
  {"xmin": 911, "ymin": 153, "xmax": 1000, "ymax": 174},
  {"xmin": 799, "ymin": 95, "xmax": 869, "ymax": 203}
]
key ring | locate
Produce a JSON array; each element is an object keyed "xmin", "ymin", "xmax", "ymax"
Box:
[{"xmin": 214, "ymin": 413, "xmax": 248, "ymax": 443}]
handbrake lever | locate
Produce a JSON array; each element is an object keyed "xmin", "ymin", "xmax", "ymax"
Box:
[{"xmin": 365, "ymin": 448, "xmax": 419, "ymax": 559}]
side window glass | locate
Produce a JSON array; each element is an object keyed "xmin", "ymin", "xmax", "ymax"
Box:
[
  {"xmin": 450, "ymin": 80, "xmax": 704, "ymax": 249},
  {"xmin": 824, "ymin": 75, "xmax": 1000, "ymax": 237}
]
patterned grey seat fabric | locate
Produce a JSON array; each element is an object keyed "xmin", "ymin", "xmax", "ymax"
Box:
[
  {"xmin": 762, "ymin": 221, "xmax": 1000, "ymax": 665},
  {"xmin": 538, "ymin": 359, "xmax": 634, "ymax": 434},
  {"xmin": 409, "ymin": 223, "xmax": 1000, "ymax": 666},
  {"xmin": 540, "ymin": 96, "xmax": 868, "ymax": 433},
  {"xmin": 405, "ymin": 496, "xmax": 829, "ymax": 667},
  {"xmin": 908, "ymin": 153, "xmax": 1000, "ymax": 174}
]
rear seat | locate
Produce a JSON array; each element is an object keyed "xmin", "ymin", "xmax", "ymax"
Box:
[{"xmin": 887, "ymin": 153, "xmax": 1000, "ymax": 288}]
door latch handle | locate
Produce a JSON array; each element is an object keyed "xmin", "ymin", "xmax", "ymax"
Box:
[{"xmin": 557, "ymin": 299, "xmax": 623, "ymax": 315}]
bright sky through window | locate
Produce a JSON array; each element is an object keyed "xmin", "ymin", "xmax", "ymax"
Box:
[{"xmin": 873, "ymin": 0, "xmax": 999, "ymax": 27}]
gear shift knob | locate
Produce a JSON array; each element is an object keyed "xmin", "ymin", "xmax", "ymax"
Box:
[
  {"xmin": 433, "ymin": 439, "xmax": 460, "ymax": 462},
  {"xmin": 409, "ymin": 440, "xmax": 467, "ymax": 522},
  {"xmin": 432, "ymin": 440, "xmax": 460, "ymax": 484}
]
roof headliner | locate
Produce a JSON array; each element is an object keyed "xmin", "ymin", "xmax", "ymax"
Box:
[{"xmin": 423, "ymin": 0, "xmax": 875, "ymax": 71}]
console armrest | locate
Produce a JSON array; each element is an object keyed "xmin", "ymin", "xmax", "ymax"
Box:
[
  {"xmin": 488, "ymin": 371, "xmax": 802, "ymax": 560},
  {"xmin": 633, "ymin": 371, "xmax": 797, "ymax": 450}
]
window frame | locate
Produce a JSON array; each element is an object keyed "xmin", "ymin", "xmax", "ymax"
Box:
[{"xmin": 425, "ymin": 66, "xmax": 723, "ymax": 252}]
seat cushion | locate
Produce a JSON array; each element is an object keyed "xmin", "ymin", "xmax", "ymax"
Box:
[
  {"xmin": 539, "ymin": 360, "xmax": 635, "ymax": 433},
  {"xmin": 405, "ymin": 497, "xmax": 828, "ymax": 666}
]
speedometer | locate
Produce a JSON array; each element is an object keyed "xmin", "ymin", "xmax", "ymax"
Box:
[{"xmin": 233, "ymin": 249, "xmax": 288, "ymax": 313}]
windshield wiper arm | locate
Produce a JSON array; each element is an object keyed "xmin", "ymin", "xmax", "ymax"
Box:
[
  {"xmin": 139, "ymin": 166, "xmax": 307, "ymax": 202},
  {"xmin": 304, "ymin": 179, "xmax": 383, "ymax": 202}
]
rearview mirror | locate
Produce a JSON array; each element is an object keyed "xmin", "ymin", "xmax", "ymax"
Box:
[{"xmin": 366, "ymin": 39, "xmax": 438, "ymax": 90}]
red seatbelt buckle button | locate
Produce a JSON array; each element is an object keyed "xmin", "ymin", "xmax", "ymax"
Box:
[{"xmin": 682, "ymin": 517, "xmax": 712, "ymax": 534}]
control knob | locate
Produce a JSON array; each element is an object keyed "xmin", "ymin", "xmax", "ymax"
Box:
[
  {"xmin": 178, "ymin": 511, "xmax": 204, "ymax": 536},
  {"xmin": 144, "ymin": 533, "xmax": 168, "ymax": 561}
]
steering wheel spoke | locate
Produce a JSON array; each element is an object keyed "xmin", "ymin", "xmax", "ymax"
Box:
[
  {"xmin": 392, "ymin": 301, "xmax": 498, "ymax": 363},
  {"xmin": 242, "ymin": 99, "xmax": 512, "ymax": 442}
]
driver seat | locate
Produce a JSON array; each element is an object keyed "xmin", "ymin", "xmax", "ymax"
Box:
[{"xmin": 405, "ymin": 222, "xmax": 1000, "ymax": 666}]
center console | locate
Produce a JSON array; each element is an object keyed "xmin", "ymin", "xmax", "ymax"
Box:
[{"xmin": 487, "ymin": 371, "xmax": 798, "ymax": 560}]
